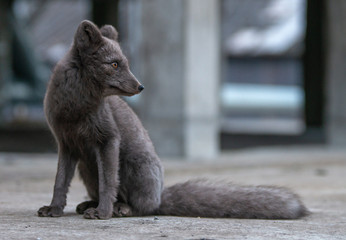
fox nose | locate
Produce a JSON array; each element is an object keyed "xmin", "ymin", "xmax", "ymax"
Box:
[{"xmin": 138, "ymin": 85, "xmax": 145, "ymax": 92}]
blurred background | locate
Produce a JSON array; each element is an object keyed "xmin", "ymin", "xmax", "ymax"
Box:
[{"xmin": 0, "ymin": 0, "xmax": 344, "ymax": 160}]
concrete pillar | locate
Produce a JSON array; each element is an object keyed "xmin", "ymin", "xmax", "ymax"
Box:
[
  {"xmin": 131, "ymin": 0, "xmax": 220, "ymax": 159},
  {"xmin": 185, "ymin": 0, "xmax": 220, "ymax": 159},
  {"xmin": 326, "ymin": 1, "xmax": 346, "ymax": 146},
  {"xmin": 137, "ymin": 0, "xmax": 185, "ymax": 158}
]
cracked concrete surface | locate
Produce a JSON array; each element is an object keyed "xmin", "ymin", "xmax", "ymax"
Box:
[{"xmin": 0, "ymin": 146, "xmax": 346, "ymax": 239}]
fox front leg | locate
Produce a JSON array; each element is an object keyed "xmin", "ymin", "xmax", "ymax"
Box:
[
  {"xmin": 38, "ymin": 147, "xmax": 77, "ymax": 217},
  {"xmin": 84, "ymin": 140, "xmax": 120, "ymax": 220}
]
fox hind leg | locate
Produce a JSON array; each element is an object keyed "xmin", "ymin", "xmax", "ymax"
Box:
[
  {"xmin": 112, "ymin": 202, "xmax": 133, "ymax": 217},
  {"xmin": 122, "ymin": 160, "xmax": 163, "ymax": 216},
  {"xmin": 76, "ymin": 200, "xmax": 98, "ymax": 214}
]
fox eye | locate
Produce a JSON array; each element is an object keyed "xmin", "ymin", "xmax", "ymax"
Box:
[{"xmin": 112, "ymin": 62, "xmax": 118, "ymax": 69}]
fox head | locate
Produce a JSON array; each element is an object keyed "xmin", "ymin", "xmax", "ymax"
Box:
[{"xmin": 73, "ymin": 20, "xmax": 144, "ymax": 97}]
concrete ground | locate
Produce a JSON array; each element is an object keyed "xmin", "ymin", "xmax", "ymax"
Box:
[{"xmin": 0, "ymin": 145, "xmax": 346, "ymax": 240}]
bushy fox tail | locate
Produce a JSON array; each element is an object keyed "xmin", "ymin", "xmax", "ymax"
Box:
[{"xmin": 158, "ymin": 179, "xmax": 308, "ymax": 219}]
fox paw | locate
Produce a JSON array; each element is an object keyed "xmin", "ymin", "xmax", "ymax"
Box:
[
  {"xmin": 83, "ymin": 207, "xmax": 112, "ymax": 220},
  {"xmin": 38, "ymin": 205, "xmax": 63, "ymax": 217},
  {"xmin": 76, "ymin": 201, "xmax": 98, "ymax": 214},
  {"xmin": 113, "ymin": 202, "xmax": 133, "ymax": 217}
]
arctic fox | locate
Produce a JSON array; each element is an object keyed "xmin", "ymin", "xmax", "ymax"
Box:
[{"xmin": 38, "ymin": 20, "xmax": 308, "ymax": 219}]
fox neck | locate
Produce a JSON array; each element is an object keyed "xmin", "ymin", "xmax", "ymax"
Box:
[
  {"xmin": 73, "ymin": 50, "xmax": 105, "ymax": 108},
  {"xmin": 48, "ymin": 69, "xmax": 105, "ymax": 123}
]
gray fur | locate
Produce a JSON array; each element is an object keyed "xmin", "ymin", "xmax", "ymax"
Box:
[
  {"xmin": 159, "ymin": 179, "xmax": 308, "ymax": 219},
  {"xmin": 38, "ymin": 20, "xmax": 308, "ymax": 220}
]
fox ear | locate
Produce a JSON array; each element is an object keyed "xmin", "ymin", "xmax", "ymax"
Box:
[
  {"xmin": 74, "ymin": 20, "xmax": 103, "ymax": 50},
  {"xmin": 100, "ymin": 25, "xmax": 118, "ymax": 41}
]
